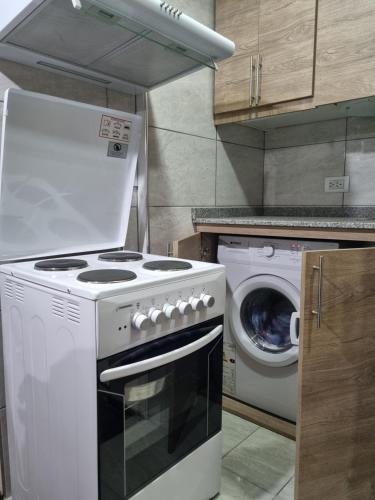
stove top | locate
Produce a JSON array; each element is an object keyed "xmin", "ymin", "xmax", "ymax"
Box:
[
  {"xmin": 1, "ymin": 251, "xmax": 224, "ymax": 300},
  {"xmin": 143, "ymin": 260, "xmax": 193, "ymax": 271},
  {"xmin": 98, "ymin": 252, "xmax": 143, "ymax": 262},
  {"xmin": 77, "ymin": 269, "xmax": 137, "ymax": 283},
  {"xmin": 34, "ymin": 259, "xmax": 88, "ymax": 271}
]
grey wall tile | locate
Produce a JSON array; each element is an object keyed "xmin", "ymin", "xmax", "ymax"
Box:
[
  {"xmin": 149, "ymin": 67, "xmax": 216, "ymax": 140},
  {"xmin": 265, "ymin": 119, "xmax": 346, "ymax": 150},
  {"xmin": 217, "ymin": 124, "xmax": 265, "ymax": 149},
  {"xmin": 149, "ymin": 206, "xmax": 194, "ymax": 255},
  {"xmin": 125, "ymin": 207, "xmax": 139, "ymax": 251},
  {"xmin": 148, "ymin": 128, "xmax": 216, "ymax": 206},
  {"xmin": 107, "ymin": 89, "xmax": 136, "ymax": 113},
  {"xmin": 347, "ymin": 117, "xmax": 375, "ymax": 141},
  {"xmin": 216, "ymin": 142, "xmax": 264, "ymax": 206},
  {"xmin": 264, "ymin": 142, "xmax": 345, "ymax": 206},
  {"xmin": 0, "ymin": 59, "xmax": 107, "ymax": 106},
  {"xmin": 0, "ymin": 408, "xmax": 11, "ymax": 497},
  {"xmin": 344, "ymin": 138, "xmax": 375, "ymax": 206}
]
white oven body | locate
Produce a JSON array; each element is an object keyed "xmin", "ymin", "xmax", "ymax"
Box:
[{"xmin": 0, "ymin": 268, "xmax": 225, "ymax": 500}]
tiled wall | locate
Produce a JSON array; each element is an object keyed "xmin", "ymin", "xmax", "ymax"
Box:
[
  {"xmin": 147, "ymin": 0, "xmax": 265, "ymax": 255},
  {"xmin": 0, "ymin": 59, "xmax": 139, "ymax": 250},
  {"xmin": 264, "ymin": 117, "xmax": 375, "ymax": 207}
]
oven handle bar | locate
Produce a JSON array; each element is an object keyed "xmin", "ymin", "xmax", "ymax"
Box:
[{"xmin": 100, "ymin": 324, "xmax": 223, "ymax": 383}]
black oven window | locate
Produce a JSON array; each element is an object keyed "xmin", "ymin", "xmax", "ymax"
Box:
[{"xmin": 97, "ymin": 317, "xmax": 223, "ymax": 499}]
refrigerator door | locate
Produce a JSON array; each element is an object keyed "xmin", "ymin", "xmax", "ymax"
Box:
[{"xmin": 0, "ymin": 88, "xmax": 142, "ymax": 261}]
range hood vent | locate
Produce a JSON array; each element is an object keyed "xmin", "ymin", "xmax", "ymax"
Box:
[{"xmin": 0, "ymin": 0, "xmax": 235, "ymax": 93}]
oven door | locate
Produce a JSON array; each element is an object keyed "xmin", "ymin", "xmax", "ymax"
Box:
[{"xmin": 97, "ymin": 316, "xmax": 223, "ymax": 500}]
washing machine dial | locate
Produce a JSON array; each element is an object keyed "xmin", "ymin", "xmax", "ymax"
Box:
[
  {"xmin": 176, "ymin": 300, "xmax": 193, "ymax": 315},
  {"xmin": 132, "ymin": 312, "xmax": 152, "ymax": 331},
  {"xmin": 200, "ymin": 294, "xmax": 215, "ymax": 308},
  {"xmin": 163, "ymin": 303, "xmax": 179, "ymax": 319},
  {"xmin": 148, "ymin": 307, "xmax": 164, "ymax": 325},
  {"xmin": 263, "ymin": 245, "xmax": 275, "ymax": 258},
  {"xmin": 189, "ymin": 296, "xmax": 204, "ymax": 311}
]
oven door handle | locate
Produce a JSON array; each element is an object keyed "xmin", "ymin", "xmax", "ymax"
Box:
[{"xmin": 99, "ymin": 324, "xmax": 223, "ymax": 383}]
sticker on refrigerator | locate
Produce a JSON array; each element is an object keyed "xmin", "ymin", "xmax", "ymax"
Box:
[
  {"xmin": 99, "ymin": 115, "xmax": 131, "ymax": 144},
  {"xmin": 223, "ymin": 342, "xmax": 236, "ymax": 395}
]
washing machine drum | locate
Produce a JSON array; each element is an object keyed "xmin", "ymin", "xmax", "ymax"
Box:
[{"xmin": 230, "ymin": 275, "xmax": 299, "ymax": 367}]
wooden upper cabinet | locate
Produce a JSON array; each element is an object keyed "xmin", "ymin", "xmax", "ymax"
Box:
[
  {"xmin": 296, "ymin": 247, "xmax": 375, "ymax": 500},
  {"xmin": 214, "ymin": 0, "xmax": 317, "ymax": 116},
  {"xmin": 258, "ymin": 0, "xmax": 317, "ymax": 107},
  {"xmin": 314, "ymin": 0, "xmax": 375, "ymax": 106},
  {"xmin": 214, "ymin": 0, "xmax": 260, "ymax": 114}
]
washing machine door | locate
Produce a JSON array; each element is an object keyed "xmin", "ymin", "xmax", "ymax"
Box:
[{"xmin": 230, "ymin": 275, "xmax": 299, "ymax": 367}]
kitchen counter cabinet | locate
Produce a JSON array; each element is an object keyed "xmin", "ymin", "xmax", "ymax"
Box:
[{"xmin": 173, "ymin": 224, "xmax": 375, "ymax": 500}]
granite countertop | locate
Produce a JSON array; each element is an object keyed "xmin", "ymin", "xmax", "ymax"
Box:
[{"xmin": 193, "ymin": 215, "xmax": 375, "ymax": 230}]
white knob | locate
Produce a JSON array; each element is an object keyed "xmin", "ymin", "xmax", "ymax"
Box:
[
  {"xmin": 200, "ymin": 294, "xmax": 215, "ymax": 308},
  {"xmin": 163, "ymin": 303, "xmax": 179, "ymax": 319},
  {"xmin": 148, "ymin": 307, "xmax": 164, "ymax": 325},
  {"xmin": 176, "ymin": 300, "xmax": 193, "ymax": 315},
  {"xmin": 132, "ymin": 312, "xmax": 152, "ymax": 331},
  {"xmin": 189, "ymin": 296, "xmax": 204, "ymax": 311},
  {"xmin": 263, "ymin": 245, "xmax": 275, "ymax": 258}
]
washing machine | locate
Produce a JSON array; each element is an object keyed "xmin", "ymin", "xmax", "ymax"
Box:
[{"xmin": 218, "ymin": 235, "xmax": 338, "ymax": 422}]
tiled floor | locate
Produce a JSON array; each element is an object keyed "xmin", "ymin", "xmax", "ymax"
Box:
[{"xmin": 217, "ymin": 411, "xmax": 295, "ymax": 500}]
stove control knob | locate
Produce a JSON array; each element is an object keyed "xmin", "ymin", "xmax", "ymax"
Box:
[
  {"xmin": 148, "ymin": 307, "xmax": 164, "ymax": 325},
  {"xmin": 189, "ymin": 296, "xmax": 204, "ymax": 311},
  {"xmin": 163, "ymin": 303, "xmax": 179, "ymax": 320},
  {"xmin": 200, "ymin": 294, "xmax": 215, "ymax": 308},
  {"xmin": 176, "ymin": 300, "xmax": 193, "ymax": 315},
  {"xmin": 263, "ymin": 245, "xmax": 275, "ymax": 258},
  {"xmin": 132, "ymin": 312, "xmax": 152, "ymax": 331}
]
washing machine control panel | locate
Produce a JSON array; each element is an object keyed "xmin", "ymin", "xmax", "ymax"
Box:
[{"xmin": 250, "ymin": 238, "xmax": 339, "ymax": 266}]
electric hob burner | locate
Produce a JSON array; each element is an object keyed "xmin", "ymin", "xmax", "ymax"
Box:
[
  {"xmin": 34, "ymin": 258, "xmax": 88, "ymax": 271},
  {"xmin": 98, "ymin": 252, "xmax": 143, "ymax": 262},
  {"xmin": 143, "ymin": 260, "xmax": 193, "ymax": 271},
  {"xmin": 77, "ymin": 269, "xmax": 137, "ymax": 284}
]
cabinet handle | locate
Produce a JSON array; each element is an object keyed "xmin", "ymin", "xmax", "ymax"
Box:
[
  {"xmin": 312, "ymin": 256, "xmax": 323, "ymax": 328},
  {"xmin": 249, "ymin": 55, "xmax": 254, "ymax": 106},
  {"xmin": 255, "ymin": 54, "xmax": 262, "ymax": 106}
]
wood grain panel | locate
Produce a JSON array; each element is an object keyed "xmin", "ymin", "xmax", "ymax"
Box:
[
  {"xmin": 314, "ymin": 0, "xmax": 375, "ymax": 105},
  {"xmin": 195, "ymin": 224, "xmax": 375, "ymax": 243},
  {"xmin": 295, "ymin": 247, "xmax": 375, "ymax": 499},
  {"xmin": 258, "ymin": 0, "xmax": 317, "ymax": 106},
  {"xmin": 214, "ymin": 0, "xmax": 260, "ymax": 114},
  {"xmin": 216, "ymin": 0, "xmax": 259, "ymax": 56}
]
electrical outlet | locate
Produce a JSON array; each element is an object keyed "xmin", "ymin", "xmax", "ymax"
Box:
[{"xmin": 325, "ymin": 176, "xmax": 350, "ymax": 193}]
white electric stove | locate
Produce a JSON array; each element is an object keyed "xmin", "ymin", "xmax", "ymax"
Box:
[{"xmin": 0, "ymin": 89, "xmax": 226, "ymax": 500}]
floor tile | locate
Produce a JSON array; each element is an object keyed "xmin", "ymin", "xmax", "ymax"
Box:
[
  {"xmin": 273, "ymin": 477, "xmax": 294, "ymax": 500},
  {"xmin": 222, "ymin": 428, "xmax": 295, "ymax": 496},
  {"xmin": 222, "ymin": 411, "xmax": 259, "ymax": 456},
  {"xmin": 217, "ymin": 467, "xmax": 272, "ymax": 500}
]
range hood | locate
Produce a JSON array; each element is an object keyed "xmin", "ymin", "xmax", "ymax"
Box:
[{"xmin": 0, "ymin": 0, "xmax": 235, "ymax": 93}]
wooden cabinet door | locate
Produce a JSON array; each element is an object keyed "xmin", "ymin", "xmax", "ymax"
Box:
[
  {"xmin": 214, "ymin": 0, "xmax": 260, "ymax": 114},
  {"xmin": 258, "ymin": 0, "xmax": 317, "ymax": 107},
  {"xmin": 296, "ymin": 247, "xmax": 375, "ymax": 500},
  {"xmin": 314, "ymin": 0, "xmax": 375, "ymax": 106}
]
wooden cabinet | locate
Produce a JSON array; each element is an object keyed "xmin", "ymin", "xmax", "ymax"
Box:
[
  {"xmin": 258, "ymin": 0, "xmax": 317, "ymax": 107},
  {"xmin": 314, "ymin": 0, "xmax": 375, "ymax": 106},
  {"xmin": 214, "ymin": 0, "xmax": 259, "ymax": 114},
  {"xmin": 296, "ymin": 247, "xmax": 375, "ymax": 500},
  {"xmin": 214, "ymin": 0, "xmax": 317, "ymax": 117},
  {"xmin": 215, "ymin": 0, "xmax": 375, "ymax": 125},
  {"xmin": 173, "ymin": 226, "xmax": 375, "ymax": 499}
]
